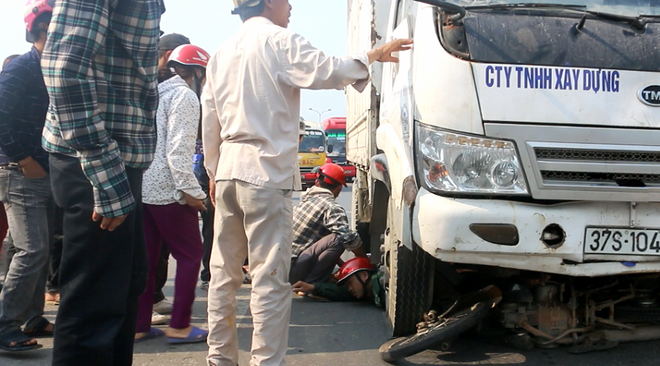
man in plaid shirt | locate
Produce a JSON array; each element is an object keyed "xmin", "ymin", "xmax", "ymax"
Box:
[
  {"xmin": 290, "ymin": 164, "xmax": 367, "ymax": 287},
  {"xmin": 41, "ymin": 0, "xmax": 164, "ymax": 364}
]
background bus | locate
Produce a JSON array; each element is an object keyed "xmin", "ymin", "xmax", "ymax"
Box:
[
  {"xmin": 322, "ymin": 117, "xmax": 355, "ymax": 182},
  {"xmin": 298, "ymin": 124, "xmax": 327, "ymax": 189}
]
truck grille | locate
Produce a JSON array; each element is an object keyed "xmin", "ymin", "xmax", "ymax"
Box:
[
  {"xmin": 299, "ymin": 167, "xmax": 314, "ymax": 173},
  {"xmin": 484, "ymin": 124, "xmax": 660, "ymax": 201},
  {"xmin": 541, "ymin": 171, "xmax": 660, "ymax": 184},
  {"xmin": 535, "ymin": 148, "xmax": 660, "ymax": 163}
]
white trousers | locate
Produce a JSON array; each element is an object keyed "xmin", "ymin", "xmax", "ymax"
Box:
[{"xmin": 207, "ymin": 180, "xmax": 293, "ymax": 366}]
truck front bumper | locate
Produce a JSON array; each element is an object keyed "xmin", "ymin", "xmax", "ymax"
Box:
[{"xmin": 412, "ymin": 188, "xmax": 660, "ymax": 276}]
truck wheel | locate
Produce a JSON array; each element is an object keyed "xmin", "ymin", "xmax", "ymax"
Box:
[{"xmin": 384, "ymin": 200, "xmax": 434, "ymax": 336}]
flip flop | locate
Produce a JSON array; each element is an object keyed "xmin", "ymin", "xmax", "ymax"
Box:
[
  {"xmin": 167, "ymin": 326, "xmax": 208, "ymax": 344},
  {"xmin": 23, "ymin": 317, "xmax": 54, "ymax": 338},
  {"xmin": 0, "ymin": 329, "xmax": 42, "ymax": 352},
  {"xmin": 45, "ymin": 292, "xmax": 60, "ymax": 306},
  {"xmin": 134, "ymin": 328, "xmax": 165, "ymax": 344}
]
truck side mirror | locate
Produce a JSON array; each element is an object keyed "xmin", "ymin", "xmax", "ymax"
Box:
[{"xmin": 328, "ymin": 144, "xmax": 334, "ymax": 153}]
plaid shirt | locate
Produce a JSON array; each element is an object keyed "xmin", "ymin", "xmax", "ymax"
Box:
[
  {"xmin": 41, "ymin": 0, "xmax": 163, "ymax": 218},
  {"xmin": 292, "ymin": 186, "xmax": 360, "ymax": 258}
]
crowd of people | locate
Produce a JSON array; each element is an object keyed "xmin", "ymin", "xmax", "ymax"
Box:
[{"xmin": 0, "ymin": 0, "xmax": 411, "ymax": 365}]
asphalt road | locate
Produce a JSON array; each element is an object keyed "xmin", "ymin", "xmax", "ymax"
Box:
[{"xmin": 3, "ymin": 185, "xmax": 660, "ymax": 365}]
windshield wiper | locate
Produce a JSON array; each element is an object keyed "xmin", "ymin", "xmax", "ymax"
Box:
[
  {"xmin": 414, "ymin": 0, "xmax": 467, "ymax": 22},
  {"xmin": 464, "ymin": 3, "xmax": 648, "ymax": 30},
  {"xmin": 583, "ymin": 10, "xmax": 648, "ymax": 30},
  {"xmin": 465, "ymin": 3, "xmax": 586, "ymax": 10}
]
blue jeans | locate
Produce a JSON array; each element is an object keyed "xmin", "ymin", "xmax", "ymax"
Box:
[{"xmin": 0, "ymin": 169, "xmax": 52, "ymax": 334}]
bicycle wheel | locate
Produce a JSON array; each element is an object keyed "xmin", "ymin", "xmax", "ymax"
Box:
[{"xmin": 379, "ymin": 302, "xmax": 489, "ymax": 362}]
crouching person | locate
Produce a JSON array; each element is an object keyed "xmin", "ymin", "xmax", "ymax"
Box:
[{"xmin": 289, "ymin": 163, "xmax": 367, "ymax": 289}]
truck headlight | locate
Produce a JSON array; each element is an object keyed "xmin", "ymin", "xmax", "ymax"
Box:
[{"xmin": 416, "ymin": 123, "xmax": 528, "ymax": 195}]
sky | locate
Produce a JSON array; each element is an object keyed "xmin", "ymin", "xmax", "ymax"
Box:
[{"xmin": 0, "ymin": 0, "xmax": 348, "ymax": 123}]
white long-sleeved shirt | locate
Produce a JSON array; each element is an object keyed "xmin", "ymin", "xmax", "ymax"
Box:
[
  {"xmin": 143, "ymin": 75, "xmax": 206, "ymax": 205},
  {"xmin": 202, "ymin": 16, "xmax": 369, "ymax": 190}
]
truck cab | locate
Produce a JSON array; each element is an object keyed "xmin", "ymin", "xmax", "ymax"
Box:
[
  {"xmin": 348, "ymin": 0, "xmax": 660, "ymax": 343},
  {"xmin": 322, "ymin": 117, "xmax": 356, "ymax": 182}
]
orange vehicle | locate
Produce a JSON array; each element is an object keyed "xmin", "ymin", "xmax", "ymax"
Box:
[{"xmin": 321, "ymin": 117, "xmax": 355, "ymax": 183}]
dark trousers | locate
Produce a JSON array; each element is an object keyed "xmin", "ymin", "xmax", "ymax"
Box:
[
  {"xmin": 200, "ymin": 195, "xmax": 214, "ymax": 282},
  {"xmin": 153, "ymin": 243, "xmax": 169, "ymax": 304},
  {"xmin": 0, "ymin": 205, "xmax": 7, "ymax": 248},
  {"xmin": 50, "ymin": 154, "xmax": 147, "ymax": 366},
  {"xmin": 289, "ymin": 234, "xmax": 343, "ymax": 284},
  {"xmin": 47, "ymin": 207, "xmax": 64, "ymax": 293}
]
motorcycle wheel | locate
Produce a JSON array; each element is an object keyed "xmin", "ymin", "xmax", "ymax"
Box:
[{"xmin": 379, "ymin": 301, "xmax": 489, "ymax": 362}]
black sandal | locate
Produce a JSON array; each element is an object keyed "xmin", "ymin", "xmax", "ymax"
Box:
[
  {"xmin": 0, "ymin": 328, "xmax": 42, "ymax": 352},
  {"xmin": 23, "ymin": 317, "xmax": 54, "ymax": 338}
]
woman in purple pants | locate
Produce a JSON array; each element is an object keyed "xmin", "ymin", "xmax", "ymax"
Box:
[{"xmin": 135, "ymin": 44, "xmax": 211, "ymax": 344}]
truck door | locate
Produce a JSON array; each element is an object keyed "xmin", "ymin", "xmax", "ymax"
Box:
[
  {"xmin": 381, "ymin": 0, "xmax": 415, "ymax": 148},
  {"xmin": 379, "ymin": 0, "xmax": 417, "ymax": 208}
]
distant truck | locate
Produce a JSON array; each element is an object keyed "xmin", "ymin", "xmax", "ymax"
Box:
[
  {"xmin": 347, "ymin": 0, "xmax": 660, "ymax": 348},
  {"xmin": 298, "ymin": 124, "xmax": 327, "ymax": 189},
  {"xmin": 322, "ymin": 117, "xmax": 356, "ymax": 183}
]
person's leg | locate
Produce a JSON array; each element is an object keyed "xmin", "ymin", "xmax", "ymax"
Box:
[
  {"xmin": 0, "ymin": 232, "xmax": 14, "ymax": 285},
  {"xmin": 238, "ymin": 181, "xmax": 293, "ymax": 366},
  {"xmin": 200, "ymin": 196, "xmax": 214, "ymax": 283},
  {"xmin": 46, "ymin": 206, "xmax": 64, "ymax": 295},
  {"xmin": 0, "ymin": 204, "xmax": 7, "ymax": 247},
  {"xmin": 207, "ymin": 181, "xmax": 248, "ymax": 366},
  {"xmin": 23, "ymin": 198, "xmax": 54, "ymax": 329},
  {"xmin": 0, "ymin": 170, "xmax": 51, "ymax": 340},
  {"xmin": 149, "ymin": 203, "xmax": 203, "ymax": 331},
  {"xmin": 289, "ymin": 234, "xmax": 343, "ymax": 284},
  {"xmin": 135, "ymin": 204, "xmax": 163, "ymax": 335},
  {"xmin": 153, "ymin": 242, "xmax": 169, "ymax": 305},
  {"xmin": 113, "ymin": 170, "xmax": 148, "ymax": 365},
  {"xmin": 50, "ymin": 154, "xmax": 147, "ymax": 366}
]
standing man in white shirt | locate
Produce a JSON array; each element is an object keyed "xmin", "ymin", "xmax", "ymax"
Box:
[{"xmin": 201, "ymin": 1, "xmax": 412, "ymax": 365}]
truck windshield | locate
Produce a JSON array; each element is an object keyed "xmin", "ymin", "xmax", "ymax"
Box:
[
  {"xmin": 299, "ymin": 130, "xmax": 326, "ymax": 153},
  {"xmin": 454, "ymin": 0, "xmax": 660, "ymax": 16},
  {"xmin": 325, "ymin": 130, "xmax": 346, "ymax": 158}
]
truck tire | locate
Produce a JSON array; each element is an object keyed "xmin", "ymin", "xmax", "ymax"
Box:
[{"xmin": 384, "ymin": 201, "xmax": 434, "ymax": 337}]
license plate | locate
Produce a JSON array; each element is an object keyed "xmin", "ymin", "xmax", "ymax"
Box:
[{"xmin": 585, "ymin": 227, "xmax": 660, "ymax": 255}]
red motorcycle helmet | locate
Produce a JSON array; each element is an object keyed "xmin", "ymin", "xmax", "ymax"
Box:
[
  {"xmin": 24, "ymin": 0, "xmax": 54, "ymax": 42},
  {"xmin": 337, "ymin": 257, "xmax": 374, "ymax": 285},
  {"xmin": 317, "ymin": 163, "xmax": 347, "ymax": 187},
  {"xmin": 167, "ymin": 44, "xmax": 211, "ymax": 68}
]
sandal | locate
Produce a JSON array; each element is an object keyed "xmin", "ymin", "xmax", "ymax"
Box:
[
  {"xmin": 0, "ymin": 328, "xmax": 42, "ymax": 352},
  {"xmin": 45, "ymin": 292, "xmax": 60, "ymax": 306},
  {"xmin": 167, "ymin": 326, "xmax": 208, "ymax": 344},
  {"xmin": 134, "ymin": 328, "xmax": 165, "ymax": 344},
  {"xmin": 23, "ymin": 317, "xmax": 54, "ymax": 338}
]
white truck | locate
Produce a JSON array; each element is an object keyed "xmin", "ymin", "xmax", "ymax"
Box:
[{"xmin": 347, "ymin": 0, "xmax": 660, "ymax": 348}]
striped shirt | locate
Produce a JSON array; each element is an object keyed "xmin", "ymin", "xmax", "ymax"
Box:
[
  {"xmin": 41, "ymin": 0, "xmax": 164, "ymax": 218},
  {"xmin": 0, "ymin": 48, "xmax": 49, "ymax": 170}
]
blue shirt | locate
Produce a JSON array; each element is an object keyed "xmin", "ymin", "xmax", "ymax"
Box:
[{"xmin": 0, "ymin": 47, "xmax": 49, "ymax": 170}]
